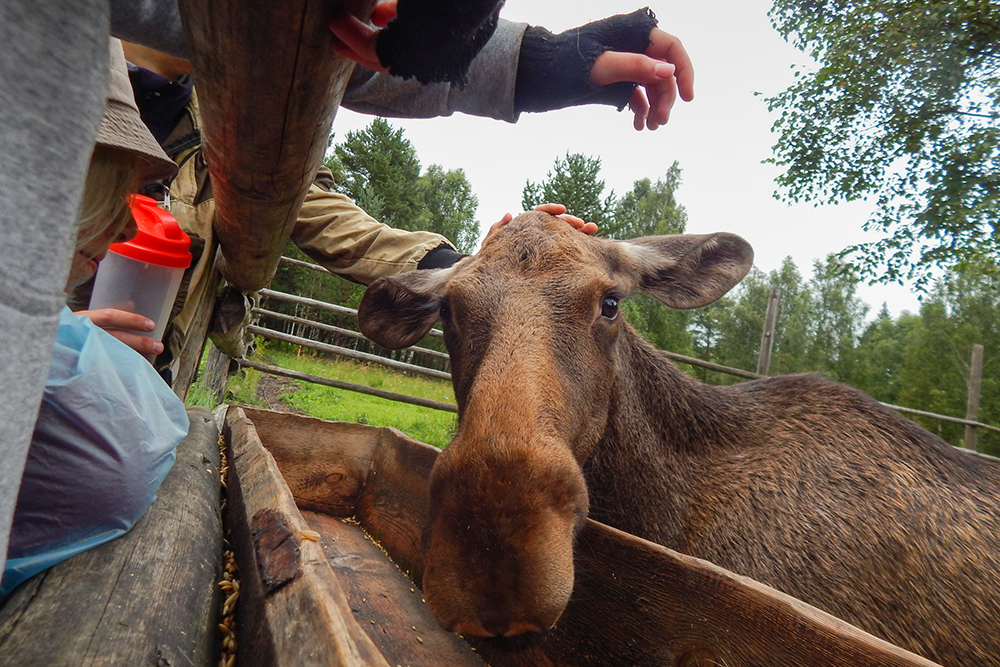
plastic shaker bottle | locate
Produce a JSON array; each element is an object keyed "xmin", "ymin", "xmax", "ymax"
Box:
[{"xmin": 89, "ymin": 194, "xmax": 192, "ymax": 359}]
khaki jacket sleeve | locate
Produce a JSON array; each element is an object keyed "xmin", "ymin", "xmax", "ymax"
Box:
[{"xmin": 291, "ymin": 184, "xmax": 454, "ymax": 286}]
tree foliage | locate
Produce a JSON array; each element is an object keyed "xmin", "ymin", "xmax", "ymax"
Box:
[
  {"xmin": 522, "ymin": 153, "xmax": 616, "ymax": 227},
  {"xmin": 327, "ymin": 118, "xmax": 480, "ymax": 251},
  {"xmin": 766, "ymin": 0, "xmax": 1000, "ymax": 288}
]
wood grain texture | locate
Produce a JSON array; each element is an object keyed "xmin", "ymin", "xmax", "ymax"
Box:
[
  {"xmin": 172, "ymin": 247, "xmax": 222, "ymax": 402},
  {"xmin": 0, "ymin": 407, "xmax": 223, "ymax": 667},
  {"xmin": 241, "ymin": 406, "xmax": 382, "ymax": 516},
  {"xmin": 176, "ymin": 0, "xmax": 374, "ymax": 292},
  {"xmin": 223, "ymin": 406, "xmax": 390, "ymax": 667},
  {"xmin": 303, "ymin": 510, "xmax": 487, "ymax": 667}
]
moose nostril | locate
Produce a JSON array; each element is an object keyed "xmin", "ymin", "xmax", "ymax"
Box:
[{"xmin": 502, "ymin": 621, "xmax": 544, "ymax": 636}]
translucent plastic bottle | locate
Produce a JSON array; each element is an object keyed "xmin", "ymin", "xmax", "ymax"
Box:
[{"xmin": 89, "ymin": 195, "xmax": 192, "ymax": 359}]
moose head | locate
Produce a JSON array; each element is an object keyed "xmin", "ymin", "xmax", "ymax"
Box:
[{"xmin": 358, "ymin": 211, "xmax": 753, "ymax": 637}]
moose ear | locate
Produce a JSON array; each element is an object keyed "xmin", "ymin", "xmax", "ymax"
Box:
[
  {"xmin": 358, "ymin": 267, "xmax": 453, "ymax": 349},
  {"xmin": 617, "ymin": 232, "xmax": 754, "ymax": 309}
]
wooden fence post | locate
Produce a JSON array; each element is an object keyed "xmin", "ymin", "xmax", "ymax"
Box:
[
  {"xmin": 964, "ymin": 343, "xmax": 984, "ymax": 451},
  {"xmin": 203, "ymin": 341, "xmax": 231, "ymax": 405},
  {"xmin": 756, "ymin": 288, "xmax": 781, "ymax": 377}
]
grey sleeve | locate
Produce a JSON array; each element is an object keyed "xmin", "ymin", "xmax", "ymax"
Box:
[
  {"xmin": 342, "ymin": 19, "xmax": 526, "ymax": 123},
  {"xmin": 110, "ymin": 0, "xmax": 187, "ymax": 58}
]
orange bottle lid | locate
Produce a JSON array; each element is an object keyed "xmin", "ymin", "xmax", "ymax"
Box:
[{"xmin": 108, "ymin": 194, "xmax": 192, "ymax": 269}]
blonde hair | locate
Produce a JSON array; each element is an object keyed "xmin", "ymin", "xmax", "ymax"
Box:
[{"xmin": 75, "ymin": 144, "xmax": 140, "ymax": 251}]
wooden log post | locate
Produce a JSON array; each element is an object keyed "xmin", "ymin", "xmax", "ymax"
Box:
[
  {"xmin": 964, "ymin": 343, "xmax": 984, "ymax": 451},
  {"xmin": 176, "ymin": 0, "xmax": 375, "ymax": 293},
  {"xmin": 0, "ymin": 407, "xmax": 222, "ymax": 666},
  {"xmin": 756, "ymin": 288, "xmax": 781, "ymax": 376}
]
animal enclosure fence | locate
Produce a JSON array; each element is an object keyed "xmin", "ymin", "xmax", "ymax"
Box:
[{"xmin": 230, "ymin": 255, "xmax": 1000, "ymax": 452}]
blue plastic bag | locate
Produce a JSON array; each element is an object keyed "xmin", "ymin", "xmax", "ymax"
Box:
[{"xmin": 1, "ymin": 307, "xmax": 189, "ymax": 599}]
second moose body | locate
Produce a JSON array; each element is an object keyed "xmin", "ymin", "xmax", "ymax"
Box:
[{"xmin": 358, "ymin": 211, "xmax": 1000, "ymax": 667}]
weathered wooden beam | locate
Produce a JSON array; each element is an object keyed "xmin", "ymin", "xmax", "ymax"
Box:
[
  {"xmin": 223, "ymin": 406, "xmax": 390, "ymax": 667},
  {"xmin": 0, "ymin": 407, "xmax": 222, "ymax": 667},
  {"xmin": 177, "ymin": 0, "xmax": 374, "ymax": 292}
]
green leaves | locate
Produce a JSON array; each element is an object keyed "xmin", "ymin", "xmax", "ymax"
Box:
[
  {"xmin": 767, "ymin": 0, "xmax": 1000, "ymax": 286},
  {"xmin": 327, "ymin": 118, "xmax": 480, "ymax": 253}
]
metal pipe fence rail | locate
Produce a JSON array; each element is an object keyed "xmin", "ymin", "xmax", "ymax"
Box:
[{"xmin": 256, "ymin": 261, "xmax": 1000, "ymax": 445}]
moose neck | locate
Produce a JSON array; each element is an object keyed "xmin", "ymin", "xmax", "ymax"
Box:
[{"xmin": 583, "ymin": 324, "xmax": 741, "ymax": 547}]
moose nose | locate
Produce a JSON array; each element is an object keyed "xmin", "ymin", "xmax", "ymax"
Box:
[{"xmin": 452, "ymin": 619, "xmax": 546, "ymax": 638}]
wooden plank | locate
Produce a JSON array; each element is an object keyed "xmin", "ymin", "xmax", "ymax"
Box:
[
  {"xmin": 223, "ymin": 406, "xmax": 389, "ymax": 667},
  {"xmin": 0, "ymin": 407, "xmax": 223, "ymax": 667},
  {"xmin": 756, "ymin": 287, "xmax": 781, "ymax": 376},
  {"xmin": 250, "ymin": 324, "xmax": 453, "ymax": 380},
  {"xmin": 172, "ymin": 247, "xmax": 222, "ymax": 402},
  {"xmin": 177, "ymin": 0, "xmax": 374, "ymax": 292},
  {"xmin": 302, "ymin": 511, "xmax": 487, "ymax": 667},
  {"xmin": 965, "ymin": 343, "xmax": 984, "ymax": 449},
  {"xmin": 240, "ymin": 406, "xmax": 383, "ymax": 516},
  {"xmin": 469, "ymin": 521, "xmax": 942, "ymax": 667},
  {"xmin": 345, "ymin": 414, "xmax": 938, "ymax": 667},
  {"xmin": 355, "ymin": 427, "xmax": 441, "ymax": 585}
]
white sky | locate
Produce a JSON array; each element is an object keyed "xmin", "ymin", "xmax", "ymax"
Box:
[{"xmin": 332, "ymin": 0, "xmax": 925, "ymax": 318}]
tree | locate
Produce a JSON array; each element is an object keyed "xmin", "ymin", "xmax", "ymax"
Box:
[
  {"xmin": 329, "ymin": 117, "xmax": 424, "ymax": 231},
  {"xmin": 806, "ymin": 256, "xmax": 869, "ymax": 383},
  {"xmin": 766, "ymin": 0, "xmax": 1000, "ymax": 288},
  {"xmin": 607, "ymin": 161, "xmax": 688, "ymax": 239},
  {"xmin": 852, "ymin": 304, "xmax": 920, "ymax": 405},
  {"xmin": 328, "ymin": 118, "xmax": 480, "ymax": 252},
  {"xmin": 417, "ymin": 164, "xmax": 480, "ymax": 254},
  {"xmin": 522, "ymin": 153, "xmax": 616, "ymax": 226}
]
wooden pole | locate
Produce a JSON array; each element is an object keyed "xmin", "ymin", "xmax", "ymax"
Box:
[
  {"xmin": 176, "ymin": 0, "xmax": 374, "ymax": 292},
  {"xmin": 203, "ymin": 341, "xmax": 231, "ymax": 405},
  {"xmin": 964, "ymin": 344, "xmax": 984, "ymax": 451},
  {"xmin": 756, "ymin": 288, "xmax": 781, "ymax": 376}
]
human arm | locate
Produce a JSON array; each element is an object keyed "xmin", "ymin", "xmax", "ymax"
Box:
[
  {"xmin": 290, "ymin": 168, "xmax": 463, "ymax": 284},
  {"xmin": 110, "ymin": 0, "xmax": 187, "ymax": 59},
  {"xmin": 340, "ymin": 8, "xmax": 693, "ymax": 130},
  {"xmin": 76, "ymin": 308, "xmax": 165, "ymax": 357}
]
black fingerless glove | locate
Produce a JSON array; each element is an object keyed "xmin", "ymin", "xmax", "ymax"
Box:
[
  {"xmin": 418, "ymin": 244, "xmax": 467, "ymax": 270},
  {"xmin": 514, "ymin": 7, "xmax": 658, "ymax": 114},
  {"xmin": 375, "ymin": 0, "xmax": 505, "ymax": 86}
]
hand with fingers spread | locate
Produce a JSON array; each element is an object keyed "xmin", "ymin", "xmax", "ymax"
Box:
[
  {"xmin": 589, "ymin": 28, "xmax": 694, "ymax": 131},
  {"xmin": 485, "ymin": 204, "xmax": 599, "ymax": 244}
]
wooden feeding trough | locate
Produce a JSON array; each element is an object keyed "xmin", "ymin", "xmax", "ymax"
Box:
[{"xmin": 223, "ymin": 406, "xmax": 941, "ymax": 667}]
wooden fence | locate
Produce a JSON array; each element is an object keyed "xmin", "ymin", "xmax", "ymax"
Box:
[{"xmin": 231, "ymin": 257, "xmax": 1000, "ymax": 451}]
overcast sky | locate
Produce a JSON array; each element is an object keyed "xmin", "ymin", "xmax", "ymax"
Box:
[{"xmin": 333, "ymin": 0, "xmax": 925, "ymax": 318}]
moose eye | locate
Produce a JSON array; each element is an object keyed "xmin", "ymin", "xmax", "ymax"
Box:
[
  {"xmin": 600, "ymin": 295, "xmax": 619, "ymax": 320},
  {"xmin": 439, "ymin": 302, "xmax": 450, "ymax": 320}
]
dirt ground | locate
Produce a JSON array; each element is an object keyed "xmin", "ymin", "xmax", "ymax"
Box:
[{"xmin": 254, "ymin": 373, "xmax": 305, "ymax": 414}]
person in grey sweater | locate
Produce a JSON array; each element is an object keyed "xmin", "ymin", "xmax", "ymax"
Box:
[{"xmin": 0, "ymin": 0, "xmax": 190, "ymax": 586}]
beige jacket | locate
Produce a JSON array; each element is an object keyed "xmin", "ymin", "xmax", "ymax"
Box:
[{"xmin": 159, "ymin": 94, "xmax": 453, "ymax": 364}]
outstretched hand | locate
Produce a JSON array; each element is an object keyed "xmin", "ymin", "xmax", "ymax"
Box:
[
  {"xmin": 78, "ymin": 308, "xmax": 164, "ymax": 358},
  {"xmin": 329, "ymin": 0, "xmax": 397, "ymax": 70},
  {"xmin": 589, "ymin": 28, "xmax": 694, "ymax": 131},
  {"xmin": 485, "ymin": 204, "xmax": 599, "ymax": 243}
]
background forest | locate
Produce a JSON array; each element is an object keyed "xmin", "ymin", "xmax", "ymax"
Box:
[{"xmin": 267, "ymin": 117, "xmax": 999, "ymax": 455}]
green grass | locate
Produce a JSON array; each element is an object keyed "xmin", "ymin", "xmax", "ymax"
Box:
[{"xmin": 223, "ymin": 342, "xmax": 457, "ymax": 448}]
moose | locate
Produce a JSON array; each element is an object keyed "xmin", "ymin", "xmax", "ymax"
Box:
[{"xmin": 357, "ymin": 211, "xmax": 1000, "ymax": 666}]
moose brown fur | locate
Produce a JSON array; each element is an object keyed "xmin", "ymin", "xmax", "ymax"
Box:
[{"xmin": 357, "ymin": 212, "xmax": 1000, "ymax": 666}]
